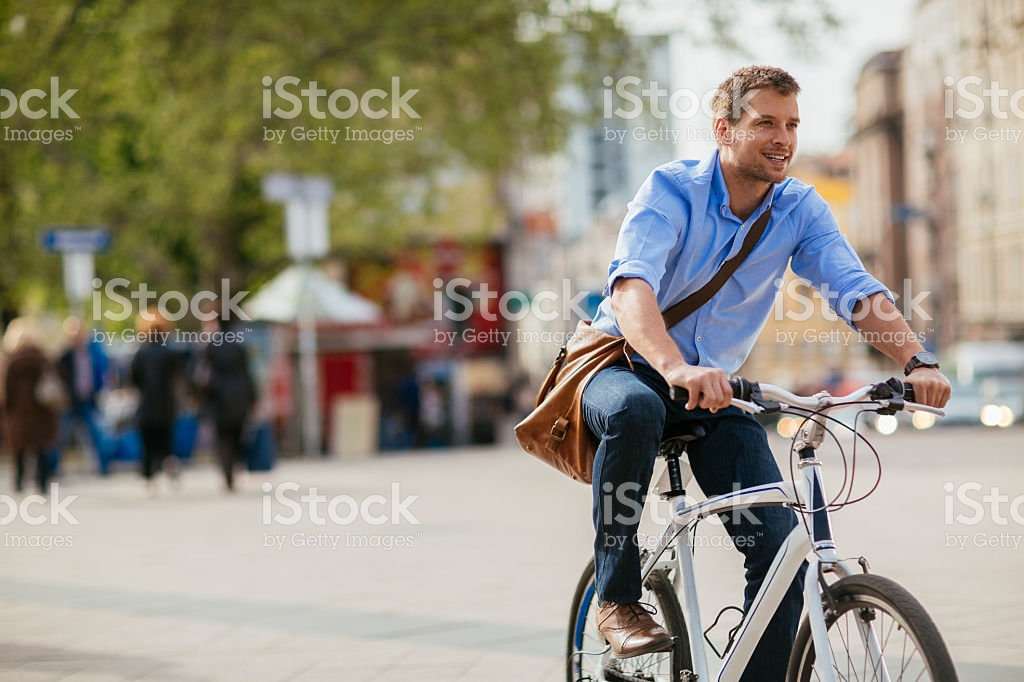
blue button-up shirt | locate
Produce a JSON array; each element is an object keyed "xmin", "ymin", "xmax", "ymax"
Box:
[{"xmin": 590, "ymin": 150, "xmax": 891, "ymax": 374}]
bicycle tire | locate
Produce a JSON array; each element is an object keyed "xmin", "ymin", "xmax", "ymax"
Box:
[
  {"xmin": 566, "ymin": 558, "xmax": 693, "ymax": 682},
  {"xmin": 787, "ymin": 573, "xmax": 958, "ymax": 682}
]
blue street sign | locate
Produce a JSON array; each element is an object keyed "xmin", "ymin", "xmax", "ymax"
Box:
[{"xmin": 40, "ymin": 227, "xmax": 111, "ymax": 253}]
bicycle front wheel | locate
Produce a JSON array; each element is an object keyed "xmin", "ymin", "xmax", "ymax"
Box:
[
  {"xmin": 566, "ymin": 558, "xmax": 692, "ymax": 682},
  {"xmin": 787, "ymin": 573, "xmax": 958, "ymax": 682}
]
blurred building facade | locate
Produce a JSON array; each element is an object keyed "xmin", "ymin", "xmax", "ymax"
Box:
[
  {"xmin": 504, "ymin": 34, "xmax": 676, "ymax": 383},
  {"xmin": 950, "ymin": 0, "xmax": 1024, "ymax": 340},
  {"xmin": 902, "ymin": 0, "xmax": 961, "ymax": 350},
  {"xmin": 850, "ymin": 50, "xmax": 909, "ymax": 294},
  {"xmin": 853, "ymin": 0, "xmax": 1024, "ymax": 355}
]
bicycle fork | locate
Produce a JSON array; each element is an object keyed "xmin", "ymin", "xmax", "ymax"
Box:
[
  {"xmin": 800, "ymin": 438, "xmax": 892, "ymax": 682},
  {"xmin": 805, "ymin": 555, "xmax": 892, "ymax": 682}
]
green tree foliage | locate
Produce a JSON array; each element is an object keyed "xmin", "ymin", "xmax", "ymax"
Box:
[{"xmin": 0, "ymin": 0, "xmax": 626, "ymax": 309}]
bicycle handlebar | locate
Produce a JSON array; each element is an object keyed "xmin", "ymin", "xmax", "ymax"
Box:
[
  {"xmin": 669, "ymin": 376, "xmax": 944, "ymax": 417},
  {"xmin": 668, "ymin": 378, "xmax": 753, "ymax": 404}
]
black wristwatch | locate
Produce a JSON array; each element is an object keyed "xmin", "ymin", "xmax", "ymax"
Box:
[{"xmin": 904, "ymin": 351, "xmax": 940, "ymax": 376}]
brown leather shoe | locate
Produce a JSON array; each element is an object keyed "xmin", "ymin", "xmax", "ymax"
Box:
[{"xmin": 595, "ymin": 601, "xmax": 674, "ymax": 658}]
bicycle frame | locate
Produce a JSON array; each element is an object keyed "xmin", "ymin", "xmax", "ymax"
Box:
[
  {"xmin": 572, "ymin": 379, "xmax": 946, "ymax": 682},
  {"xmin": 638, "ymin": 422, "xmax": 886, "ymax": 682}
]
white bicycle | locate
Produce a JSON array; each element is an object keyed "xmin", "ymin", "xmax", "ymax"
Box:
[{"xmin": 567, "ymin": 377, "xmax": 958, "ymax": 682}]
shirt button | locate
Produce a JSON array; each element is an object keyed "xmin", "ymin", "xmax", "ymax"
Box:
[{"xmin": 696, "ymin": 336, "xmax": 702, "ymax": 341}]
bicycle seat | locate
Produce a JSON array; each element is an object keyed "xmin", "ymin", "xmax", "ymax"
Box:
[{"xmin": 658, "ymin": 423, "xmax": 707, "ymax": 457}]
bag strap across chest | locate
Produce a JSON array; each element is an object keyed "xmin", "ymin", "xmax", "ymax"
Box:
[{"xmin": 660, "ymin": 206, "xmax": 772, "ymax": 330}]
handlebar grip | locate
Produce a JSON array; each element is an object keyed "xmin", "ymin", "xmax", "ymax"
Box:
[
  {"xmin": 882, "ymin": 376, "xmax": 915, "ymax": 402},
  {"xmin": 669, "ymin": 377, "xmax": 752, "ymax": 403}
]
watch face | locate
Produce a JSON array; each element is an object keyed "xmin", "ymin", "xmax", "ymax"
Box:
[{"xmin": 916, "ymin": 351, "xmax": 939, "ymax": 365}]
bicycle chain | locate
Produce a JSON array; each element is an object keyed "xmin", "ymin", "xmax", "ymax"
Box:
[
  {"xmin": 602, "ymin": 666, "xmax": 658, "ymax": 682},
  {"xmin": 601, "ymin": 666, "xmax": 698, "ymax": 682}
]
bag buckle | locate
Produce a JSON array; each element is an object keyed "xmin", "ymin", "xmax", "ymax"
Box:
[{"xmin": 550, "ymin": 417, "xmax": 569, "ymax": 442}]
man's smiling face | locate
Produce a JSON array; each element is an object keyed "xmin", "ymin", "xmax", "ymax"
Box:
[{"xmin": 718, "ymin": 88, "xmax": 800, "ymax": 185}]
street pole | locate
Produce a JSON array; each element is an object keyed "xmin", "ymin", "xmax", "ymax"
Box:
[
  {"xmin": 40, "ymin": 227, "xmax": 110, "ymax": 322},
  {"xmin": 62, "ymin": 251, "xmax": 93, "ymax": 319},
  {"xmin": 261, "ymin": 174, "xmax": 333, "ymax": 457},
  {"xmin": 297, "ymin": 261, "xmax": 320, "ymax": 457}
]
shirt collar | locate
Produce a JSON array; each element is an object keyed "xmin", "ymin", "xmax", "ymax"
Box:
[{"xmin": 710, "ymin": 149, "xmax": 777, "ymax": 223}]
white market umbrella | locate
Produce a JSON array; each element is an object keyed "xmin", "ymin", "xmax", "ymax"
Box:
[{"xmin": 244, "ymin": 264, "xmax": 382, "ymax": 324}]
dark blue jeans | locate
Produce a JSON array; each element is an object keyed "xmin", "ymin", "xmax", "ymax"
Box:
[
  {"xmin": 582, "ymin": 360, "xmax": 806, "ymax": 682},
  {"xmin": 61, "ymin": 401, "xmax": 109, "ymax": 474}
]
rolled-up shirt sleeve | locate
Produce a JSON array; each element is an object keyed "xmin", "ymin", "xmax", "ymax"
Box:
[
  {"xmin": 604, "ymin": 171, "xmax": 685, "ymax": 299},
  {"xmin": 790, "ymin": 192, "xmax": 893, "ymax": 328}
]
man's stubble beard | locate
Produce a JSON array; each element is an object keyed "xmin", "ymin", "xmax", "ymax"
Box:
[{"xmin": 735, "ymin": 158, "xmax": 786, "ymax": 185}]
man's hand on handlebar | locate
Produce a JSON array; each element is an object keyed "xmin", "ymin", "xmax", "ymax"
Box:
[
  {"xmin": 662, "ymin": 363, "xmax": 732, "ymax": 412},
  {"xmin": 906, "ymin": 367, "xmax": 952, "ymax": 408}
]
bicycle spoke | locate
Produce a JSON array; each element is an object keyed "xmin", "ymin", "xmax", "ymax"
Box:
[
  {"xmin": 819, "ymin": 608, "xmax": 932, "ymax": 682},
  {"xmin": 899, "ymin": 639, "xmax": 922, "ymax": 682},
  {"xmin": 866, "ymin": 619, "xmax": 874, "ymax": 682},
  {"xmin": 847, "ymin": 612, "xmax": 857, "ymax": 682},
  {"xmin": 809, "ymin": 590, "xmax": 947, "ymax": 682},
  {"xmin": 869, "ymin": 613, "xmax": 891, "ymax": 682},
  {"xmin": 881, "ymin": 615, "xmax": 897, "ymax": 678},
  {"xmin": 898, "ymin": 629, "xmax": 908, "ymax": 682},
  {"xmin": 832, "ymin": 614, "xmax": 853, "ymax": 681},
  {"xmin": 869, "ymin": 613, "xmax": 893, "ymax": 681},
  {"xmin": 864, "ymin": 623, "xmax": 871, "ymax": 682}
]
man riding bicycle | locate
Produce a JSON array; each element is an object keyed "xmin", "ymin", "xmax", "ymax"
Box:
[{"xmin": 583, "ymin": 65, "xmax": 952, "ymax": 681}]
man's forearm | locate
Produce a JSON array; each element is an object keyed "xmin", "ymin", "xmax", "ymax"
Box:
[
  {"xmin": 851, "ymin": 293, "xmax": 923, "ymax": 368},
  {"xmin": 852, "ymin": 292, "xmax": 952, "ymax": 406},
  {"xmin": 610, "ymin": 278, "xmax": 686, "ymax": 376},
  {"xmin": 608, "ymin": 278, "xmax": 764, "ymax": 410}
]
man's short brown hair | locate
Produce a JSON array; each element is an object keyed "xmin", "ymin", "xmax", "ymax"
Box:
[{"xmin": 711, "ymin": 65, "xmax": 801, "ymax": 124}]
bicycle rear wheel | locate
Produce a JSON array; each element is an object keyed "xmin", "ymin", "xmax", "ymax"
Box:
[
  {"xmin": 566, "ymin": 558, "xmax": 692, "ymax": 682},
  {"xmin": 787, "ymin": 573, "xmax": 958, "ymax": 682}
]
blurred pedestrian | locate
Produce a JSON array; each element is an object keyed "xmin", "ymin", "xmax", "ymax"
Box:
[
  {"xmin": 193, "ymin": 311, "xmax": 255, "ymax": 491},
  {"xmin": 57, "ymin": 316, "xmax": 109, "ymax": 473},
  {"xmin": 419, "ymin": 380, "xmax": 447, "ymax": 447},
  {"xmin": 129, "ymin": 310, "xmax": 181, "ymax": 493},
  {"xmin": 2, "ymin": 318, "xmax": 62, "ymax": 494},
  {"xmin": 397, "ymin": 373, "xmax": 420, "ymax": 447}
]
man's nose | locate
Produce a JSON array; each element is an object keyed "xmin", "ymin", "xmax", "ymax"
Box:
[{"xmin": 772, "ymin": 126, "xmax": 794, "ymax": 149}]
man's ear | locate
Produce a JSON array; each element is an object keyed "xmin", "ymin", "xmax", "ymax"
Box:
[{"xmin": 714, "ymin": 117, "xmax": 732, "ymax": 147}]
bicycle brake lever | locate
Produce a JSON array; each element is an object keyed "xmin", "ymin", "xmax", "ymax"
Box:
[
  {"xmin": 730, "ymin": 398, "xmax": 764, "ymax": 414},
  {"xmin": 905, "ymin": 402, "xmax": 946, "ymax": 417},
  {"xmin": 875, "ymin": 396, "xmax": 904, "ymax": 416},
  {"xmin": 749, "ymin": 385, "xmax": 781, "ymax": 413}
]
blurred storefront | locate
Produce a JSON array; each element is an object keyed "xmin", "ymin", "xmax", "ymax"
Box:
[{"xmin": 344, "ymin": 239, "xmax": 511, "ymax": 451}]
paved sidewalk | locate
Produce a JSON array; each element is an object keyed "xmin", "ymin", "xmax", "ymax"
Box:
[{"xmin": 0, "ymin": 429, "xmax": 1022, "ymax": 681}]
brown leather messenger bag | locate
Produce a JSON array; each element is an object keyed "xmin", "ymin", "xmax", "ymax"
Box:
[{"xmin": 514, "ymin": 207, "xmax": 772, "ymax": 483}]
